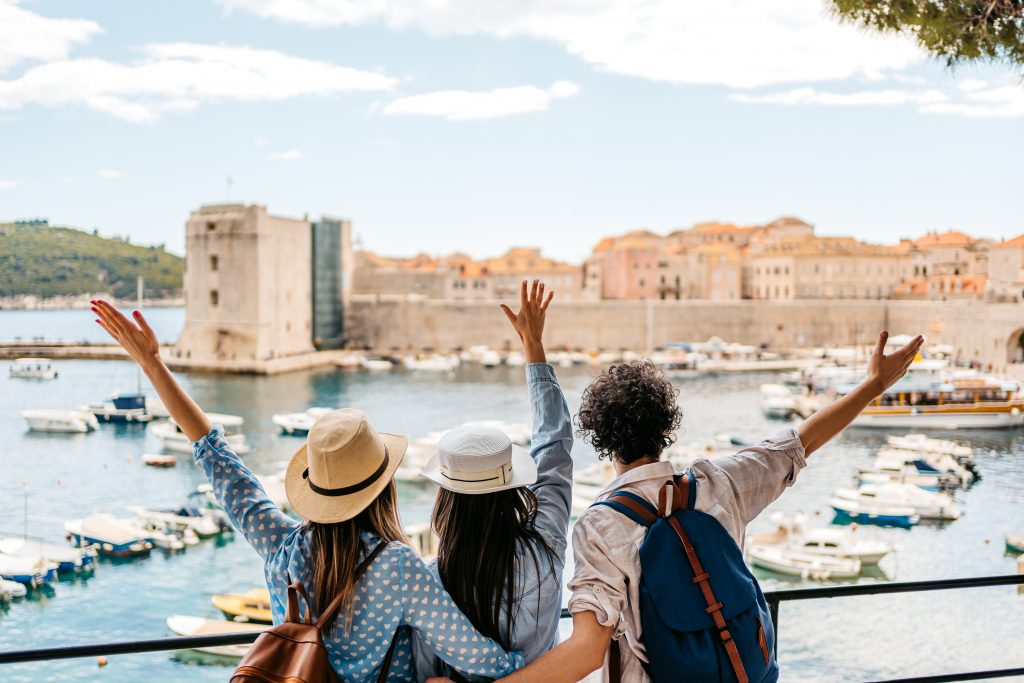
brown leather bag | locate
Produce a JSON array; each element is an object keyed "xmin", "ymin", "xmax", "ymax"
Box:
[{"xmin": 231, "ymin": 542, "xmax": 397, "ymax": 683}]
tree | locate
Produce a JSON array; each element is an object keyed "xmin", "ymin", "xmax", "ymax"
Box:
[{"xmin": 831, "ymin": 1, "xmax": 1024, "ymax": 69}]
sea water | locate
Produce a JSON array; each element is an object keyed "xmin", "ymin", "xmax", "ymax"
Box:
[{"xmin": 0, "ymin": 311, "xmax": 1022, "ymax": 682}]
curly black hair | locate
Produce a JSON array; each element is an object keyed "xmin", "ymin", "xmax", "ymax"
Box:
[{"xmin": 575, "ymin": 360, "xmax": 682, "ymax": 464}]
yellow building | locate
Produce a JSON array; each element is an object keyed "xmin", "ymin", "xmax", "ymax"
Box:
[{"xmin": 750, "ymin": 237, "xmax": 903, "ymax": 300}]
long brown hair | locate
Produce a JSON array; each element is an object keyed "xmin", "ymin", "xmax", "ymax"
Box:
[
  {"xmin": 432, "ymin": 487, "xmax": 555, "ymax": 650},
  {"xmin": 305, "ymin": 480, "xmax": 408, "ymax": 634}
]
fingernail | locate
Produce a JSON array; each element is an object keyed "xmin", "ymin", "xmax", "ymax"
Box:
[{"xmin": 133, "ymin": 310, "xmax": 140, "ymax": 316}]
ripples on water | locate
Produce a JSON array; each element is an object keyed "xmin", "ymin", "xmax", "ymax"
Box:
[{"xmin": 0, "ymin": 354, "xmax": 1022, "ymax": 681}]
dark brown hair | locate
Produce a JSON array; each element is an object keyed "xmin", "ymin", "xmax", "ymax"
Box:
[
  {"xmin": 305, "ymin": 480, "xmax": 409, "ymax": 634},
  {"xmin": 576, "ymin": 360, "xmax": 682, "ymax": 464},
  {"xmin": 432, "ymin": 487, "xmax": 555, "ymax": 650}
]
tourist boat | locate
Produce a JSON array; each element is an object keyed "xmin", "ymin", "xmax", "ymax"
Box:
[
  {"xmin": 851, "ymin": 361, "xmax": 1024, "ymax": 429},
  {"xmin": 0, "ymin": 537, "xmax": 96, "ymax": 573},
  {"xmin": 886, "ymin": 434, "xmax": 974, "ymax": 462},
  {"xmin": 745, "ymin": 544, "xmax": 862, "ymax": 580},
  {"xmin": 21, "ymin": 409, "xmax": 99, "ymax": 433},
  {"xmin": 9, "ymin": 358, "xmax": 58, "ymax": 380},
  {"xmin": 747, "ymin": 513, "xmax": 893, "ymax": 565},
  {"xmin": 142, "ymin": 453, "xmax": 177, "ymax": 467},
  {"xmin": 760, "ymin": 383, "xmax": 796, "ymax": 419},
  {"xmin": 830, "ymin": 496, "xmax": 920, "ymax": 528},
  {"xmin": 65, "ymin": 513, "xmax": 153, "ymax": 557},
  {"xmin": 833, "ymin": 483, "xmax": 960, "ymax": 521},
  {"xmin": 359, "ymin": 357, "xmax": 393, "ymax": 371},
  {"xmin": 82, "ymin": 393, "xmax": 153, "ymax": 424},
  {"xmin": 212, "ymin": 588, "xmax": 272, "ymax": 624},
  {"xmin": 0, "ymin": 578, "xmax": 27, "ymax": 599},
  {"xmin": 402, "ymin": 354, "xmax": 459, "ymax": 372},
  {"xmin": 1006, "ymin": 534, "xmax": 1024, "ymax": 555},
  {"xmin": 150, "ymin": 414, "xmax": 250, "ymax": 454},
  {"xmin": 165, "ymin": 615, "xmax": 266, "ymax": 658},
  {"xmin": 126, "ymin": 505, "xmax": 225, "ymax": 538},
  {"xmin": 271, "ymin": 407, "xmax": 332, "ymax": 436},
  {"xmin": 0, "ymin": 551, "xmax": 59, "ymax": 587}
]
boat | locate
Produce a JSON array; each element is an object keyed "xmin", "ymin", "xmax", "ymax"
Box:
[
  {"xmin": 271, "ymin": 407, "xmax": 332, "ymax": 436},
  {"xmin": 886, "ymin": 434, "xmax": 974, "ymax": 462},
  {"xmin": 834, "ymin": 483, "xmax": 960, "ymax": 521},
  {"xmin": 0, "ymin": 579, "xmax": 27, "ymax": 599},
  {"xmin": 150, "ymin": 414, "xmax": 250, "ymax": 454},
  {"xmin": 65, "ymin": 513, "xmax": 153, "ymax": 557},
  {"xmin": 165, "ymin": 615, "xmax": 266, "ymax": 658},
  {"xmin": 0, "ymin": 537, "xmax": 96, "ymax": 573},
  {"xmin": 126, "ymin": 505, "xmax": 225, "ymax": 538},
  {"xmin": 480, "ymin": 349, "xmax": 502, "ymax": 368},
  {"xmin": 334, "ymin": 354, "xmax": 362, "ymax": 370},
  {"xmin": 747, "ymin": 513, "xmax": 892, "ymax": 565},
  {"xmin": 142, "ymin": 453, "xmax": 177, "ymax": 468},
  {"xmin": 9, "ymin": 358, "xmax": 58, "ymax": 380},
  {"xmin": 505, "ymin": 351, "xmax": 525, "ymax": 367},
  {"xmin": 212, "ymin": 588, "xmax": 273, "ymax": 624},
  {"xmin": 1006, "ymin": 534, "xmax": 1024, "ymax": 555},
  {"xmin": 830, "ymin": 497, "xmax": 920, "ymax": 528},
  {"xmin": 129, "ymin": 519, "xmax": 188, "ymax": 551},
  {"xmin": 760, "ymin": 383, "xmax": 796, "ymax": 419},
  {"xmin": 402, "ymin": 354, "xmax": 459, "ymax": 372},
  {"xmin": 0, "ymin": 552, "xmax": 59, "ymax": 587},
  {"xmin": 746, "ymin": 544, "xmax": 862, "ymax": 580},
  {"xmin": 82, "ymin": 393, "xmax": 153, "ymax": 424},
  {"xmin": 665, "ymin": 434, "xmax": 751, "ymax": 468},
  {"xmin": 21, "ymin": 409, "xmax": 99, "ymax": 433},
  {"xmin": 863, "ymin": 447, "xmax": 974, "ymax": 489},
  {"xmin": 360, "ymin": 357, "xmax": 393, "ymax": 371}
]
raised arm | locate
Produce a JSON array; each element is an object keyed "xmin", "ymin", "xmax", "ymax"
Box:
[
  {"xmin": 92, "ymin": 300, "xmax": 210, "ymax": 439},
  {"xmin": 799, "ymin": 331, "xmax": 923, "ymax": 456},
  {"xmin": 501, "ymin": 280, "xmax": 573, "ymax": 548}
]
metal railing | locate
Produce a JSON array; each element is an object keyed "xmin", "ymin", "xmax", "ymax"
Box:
[{"xmin": 1, "ymin": 573, "xmax": 1022, "ymax": 682}]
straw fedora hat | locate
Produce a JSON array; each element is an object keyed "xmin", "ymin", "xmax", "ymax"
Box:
[
  {"xmin": 285, "ymin": 409, "xmax": 408, "ymax": 523},
  {"xmin": 419, "ymin": 425, "xmax": 536, "ymax": 494}
]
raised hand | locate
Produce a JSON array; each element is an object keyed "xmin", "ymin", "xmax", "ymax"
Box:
[
  {"xmin": 91, "ymin": 300, "xmax": 161, "ymax": 368},
  {"xmin": 867, "ymin": 331, "xmax": 924, "ymax": 395},
  {"xmin": 499, "ymin": 279, "xmax": 554, "ymax": 363}
]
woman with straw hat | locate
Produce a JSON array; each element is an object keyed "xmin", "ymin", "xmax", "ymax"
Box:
[
  {"xmin": 90, "ymin": 300, "xmax": 524, "ymax": 682},
  {"xmin": 414, "ymin": 279, "xmax": 573, "ymax": 681}
]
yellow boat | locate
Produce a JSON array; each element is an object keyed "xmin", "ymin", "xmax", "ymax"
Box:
[{"xmin": 211, "ymin": 588, "xmax": 273, "ymax": 624}]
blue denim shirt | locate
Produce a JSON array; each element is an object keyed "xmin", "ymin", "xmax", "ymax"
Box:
[
  {"xmin": 413, "ymin": 362, "xmax": 574, "ymax": 678},
  {"xmin": 194, "ymin": 428, "xmax": 524, "ymax": 682}
]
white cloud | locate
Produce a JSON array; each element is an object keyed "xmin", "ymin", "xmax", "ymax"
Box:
[
  {"xmin": 269, "ymin": 148, "xmax": 302, "ymax": 160},
  {"xmin": 732, "ymin": 87, "xmax": 948, "ymax": 107},
  {"xmin": 382, "ymin": 81, "xmax": 580, "ymax": 120},
  {"xmin": 0, "ymin": 43, "xmax": 397, "ymax": 122},
  {"xmin": 0, "ymin": 178, "xmax": 21, "ymax": 189},
  {"xmin": 99, "ymin": 169, "xmax": 121, "ymax": 178},
  {"xmin": 921, "ymin": 81, "xmax": 1024, "ymax": 118},
  {"xmin": 0, "ymin": 1, "xmax": 101, "ymax": 73},
  {"xmin": 217, "ymin": 0, "xmax": 924, "ymax": 88}
]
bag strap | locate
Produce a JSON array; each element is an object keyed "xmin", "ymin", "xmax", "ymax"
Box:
[
  {"xmin": 608, "ymin": 638, "xmax": 622, "ymax": 683},
  {"xmin": 376, "ymin": 629, "xmax": 399, "ymax": 683},
  {"xmin": 592, "ymin": 490, "xmax": 658, "ymax": 527},
  {"xmin": 314, "ymin": 541, "xmax": 389, "ymax": 629},
  {"xmin": 285, "ymin": 583, "xmax": 314, "ymax": 625}
]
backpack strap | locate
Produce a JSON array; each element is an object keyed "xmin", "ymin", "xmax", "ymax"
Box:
[
  {"xmin": 314, "ymin": 540, "xmax": 389, "ymax": 628},
  {"xmin": 592, "ymin": 490, "xmax": 658, "ymax": 527}
]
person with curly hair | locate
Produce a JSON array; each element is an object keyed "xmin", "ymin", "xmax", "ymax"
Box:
[{"xmin": 460, "ymin": 330, "xmax": 924, "ymax": 683}]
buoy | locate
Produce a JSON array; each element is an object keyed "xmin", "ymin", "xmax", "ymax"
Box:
[
  {"xmin": 984, "ymin": 538, "xmax": 991, "ymax": 544},
  {"xmin": 97, "ymin": 656, "xmax": 108, "ymax": 667}
]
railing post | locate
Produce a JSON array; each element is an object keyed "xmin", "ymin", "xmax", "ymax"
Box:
[{"xmin": 768, "ymin": 596, "xmax": 780, "ymax": 658}]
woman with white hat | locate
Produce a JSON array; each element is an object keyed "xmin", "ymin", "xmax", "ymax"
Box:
[
  {"xmin": 90, "ymin": 300, "xmax": 524, "ymax": 682},
  {"xmin": 414, "ymin": 280, "xmax": 574, "ymax": 680}
]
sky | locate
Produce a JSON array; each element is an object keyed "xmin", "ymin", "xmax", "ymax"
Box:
[{"xmin": 0, "ymin": 0, "xmax": 1022, "ymax": 262}]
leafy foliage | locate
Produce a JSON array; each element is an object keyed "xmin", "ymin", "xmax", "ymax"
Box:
[
  {"xmin": 0, "ymin": 223, "xmax": 183, "ymax": 298},
  {"xmin": 831, "ymin": 0, "xmax": 1024, "ymax": 68}
]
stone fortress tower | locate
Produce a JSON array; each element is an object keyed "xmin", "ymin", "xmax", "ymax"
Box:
[{"xmin": 175, "ymin": 203, "xmax": 352, "ymax": 366}]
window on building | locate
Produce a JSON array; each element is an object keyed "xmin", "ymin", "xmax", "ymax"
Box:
[
  {"xmin": 639, "ymin": 278, "xmax": 645, "ymax": 288},
  {"xmin": 206, "ymin": 221, "xmax": 216, "ymax": 231},
  {"xmin": 210, "ymin": 255, "xmax": 218, "ymax": 271},
  {"xmin": 210, "ymin": 290, "xmax": 219, "ymax": 306}
]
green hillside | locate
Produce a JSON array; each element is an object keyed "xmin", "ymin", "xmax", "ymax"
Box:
[{"xmin": 0, "ymin": 222, "xmax": 183, "ymax": 299}]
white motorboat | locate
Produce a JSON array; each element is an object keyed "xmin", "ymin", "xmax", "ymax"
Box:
[
  {"xmin": 747, "ymin": 513, "xmax": 892, "ymax": 566},
  {"xmin": 830, "ymin": 496, "xmax": 920, "ymax": 528},
  {"xmin": 81, "ymin": 393, "xmax": 153, "ymax": 424},
  {"xmin": 0, "ymin": 578, "xmax": 27, "ymax": 599},
  {"xmin": 480, "ymin": 350, "xmax": 502, "ymax": 368},
  {"xmin": 760, "ymin": 383, "xmax": 796, "ymax": 419},
  {"xmin": 505, "ymin": 351, "xmax": 526, "ymax": 367},
  {"xmin": 65, "ymin": 513, "xmax": 153, "ymax": 557},
  {"xmin": 0, "ymin": 551, "xmax": 59, "ymax": 587},
  {"xmin": 9, "ymin": 358, "xmax": 58, "ymax": 380},
  {"xmin": 271, "ymin": 407, "xmax": 332, "ymax": 436},
  {"xmin": 403, "ymin": 354, "xmax": 459, "ymax": 372},
  {"xmin": 360, "ymin": 357, "xmax": 393, "ymax": 371},
  {"xmin": 746, "ymin": 544, "xmax": 862, "ymax": 580},
  {"xmin": 165, "ymin": 615, "xmax": 266, "ymax": 658},
  {"xmin": 833, "ymin": 483, "xmax": 960, "ymax": 521},
  {"xmin": 150, "ymin": 414, "xmax": 250, "ymax": 454},
  {"xmin": 126, "ymin": 505, "xmax": 224, "ymax": 538},
  {"xmin": 130, "ymin": 519, "xmax": 188, "ymax": 551},
  {"xmin": 21, "ymin": 409, "xmax": 98, "ymax": 433},
  {"xmin": 867, "ymin": 447, "xmax": 974, "ymax": 488},
  {"xmin": 0, "ymin": 537, "xmax": 96, "ymax": 573},
  {"xmin": 886, "ymin": 434, "xmax": 974, "ymax": 462}
]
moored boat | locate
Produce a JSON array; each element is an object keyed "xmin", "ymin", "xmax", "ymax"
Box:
[
  {"xmin": 830, "ymin": 497, "xmax": 920, "ymax": 528},
  {"xmin": 360, "ymin": 357, "xmax": 394, "ymax": 371},
  {"xmin": 212, "ymin": 588, "xmax": 272, "ymax": 624},
  {"xmin": 886, "ymin": 434, "xmax": 974, "ymax": 462},
  {"xmin": 746, "ymin": 544, "xmax": 862, "ymax": 580},
  {"xmin": 126, "ymin": 505, "xmax": 225, "ymax": 538},
  {"xmin": 271, "ymin": 407, "xmax": 331, "ymax": 436},
  {"xmin": 9, "ymin": 358, "xmax": 58, "ymax": 380},
  {"xmin": 65, "ymin": 513, "xmax": 153, "ymax": 557},
  {"xmin": 142, "ymin": 453, "xmax": 177, "ymax": 468},
  {"xmin": 747, "ymin": 512, "xmax": 893, "ymax": 565},
  {"xmin": 82, "ymin": 393, "xmax": 153, "ymax": 424},
  {"xmin": 165, "ymin": 615, "xmax": 266, "ymax": 657},
  {"xmin": 150, "ymin": 414, "xmax": 250, "ymax": 454},
  {"xmin": 1006, "ymin": 534, "xmax": 1024, "ymax": 555},
  {"xmin": 402, "ymin": 354, "xmax": 459, "ymax": 372},
  {"xmin": 833, "ymin": 483, "xmax": 960, "ymax": 521},
  {"xmin": 760, "ymin": 383, "xmax": 796, "ymax": 419},
  {"xmin": 21, "ymin": 409, "xmax": 98, "ymax": 433},
  {"xmin": 0, "ymin": 552, "xmax": 59, "ymax": 587},
  {"xmin": 0, "ymin": 537, "xmax": 96, "ymax": 573},
  {"xmin": 0, "ymin": 579, "xmax": 27, "ymax": 599}
]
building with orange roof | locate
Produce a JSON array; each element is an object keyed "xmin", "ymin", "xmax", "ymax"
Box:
[
  {"xmin": 903, "ymin": 229, "xmax": 990, "ymax": 280},
  {"xmin": 893, "ymin": 274, "xmax": 987, "ymax": 301},
  {"xmin": 986, "ymin": 233, "xmax": 1024, "ymax": 301},
  {"xmin": 484, "ymin": 247, "xmax": 583, "ymax": 301}
]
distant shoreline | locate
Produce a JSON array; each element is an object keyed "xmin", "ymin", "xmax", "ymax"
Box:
[{"xmin": 0, "ymin": 294, "xmax": 184, "ymax": 311}]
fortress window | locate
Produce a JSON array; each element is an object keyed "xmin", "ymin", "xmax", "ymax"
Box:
[
  {"xmin": 210, "ymin": 290, "xmax": 219, "ymax": 306},
  {"xmin": 210, "ymin": 255, "xmax": 218, "ymax": 271}
]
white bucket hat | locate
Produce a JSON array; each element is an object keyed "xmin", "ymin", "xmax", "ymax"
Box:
[{"xmin": 419, "ymin": 425, "xmax": 537, "ymax": 494}]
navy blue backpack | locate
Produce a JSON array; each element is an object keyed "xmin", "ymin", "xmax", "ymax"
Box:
[{"xmin": 593, "ymin": 470, "xmax": 778, "ymax": 683}]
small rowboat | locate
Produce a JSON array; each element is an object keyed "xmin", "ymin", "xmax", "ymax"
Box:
[
  {"xmin": 165, "ymin": 616, "xmax": 266, "ymax": 658},
  {"xmin": 143, "ymin": 453, "xmax": 177, "ymax": 468},
  {"xmin": 212, "ymin": 588, "xmax": 273, "ymax": 624},
  {"xmin": 0, "ymin": 578, "xmax": 27, "ymax": 599}
]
